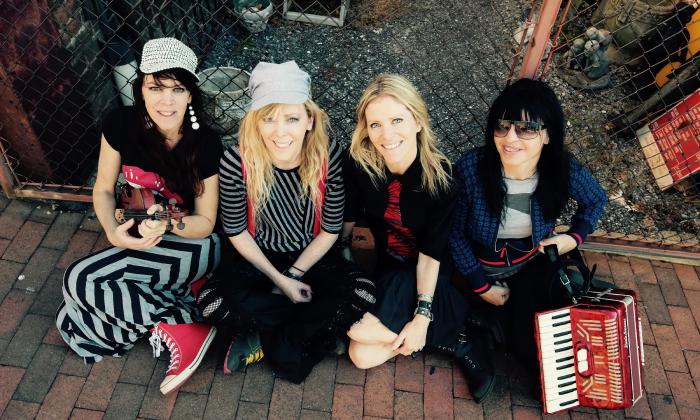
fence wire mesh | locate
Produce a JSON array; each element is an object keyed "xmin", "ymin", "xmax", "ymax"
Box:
[{"xmin": 0, "ymin": 0, "xmax": 698, "ymax": 246}]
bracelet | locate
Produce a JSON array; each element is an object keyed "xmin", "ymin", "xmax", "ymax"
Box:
[
  {"xmin": 413, "ymin": 306, "xmax": 433, "ymax": 321},
  {"xmin": 291, "ymin": 265, "xmax": 306, "ymax": 274},
  {"xmin": 282, "ymin": 268, "xmax": 303, "ymax": 280},
  {"xmin": 417, "ymin": 299, "xmax": 432, "ymax": 311},
  {"xmin": 417, "ymin": 293, "xmax": 433, "ymax": 302}
]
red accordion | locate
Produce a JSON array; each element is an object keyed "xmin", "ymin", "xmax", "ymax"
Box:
[{"xmin": 535, "ymin": 289, "xmax": 644, "ymax": 414}]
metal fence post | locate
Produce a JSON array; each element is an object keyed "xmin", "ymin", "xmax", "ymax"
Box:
[{"xmin": 519, "ymin": 0, "xmax": 562, "ymax": 79}]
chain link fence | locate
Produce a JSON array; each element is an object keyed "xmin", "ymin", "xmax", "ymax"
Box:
[{"xmin": 0, "ymin": 0, "xmax": 698, "ymax": 247}]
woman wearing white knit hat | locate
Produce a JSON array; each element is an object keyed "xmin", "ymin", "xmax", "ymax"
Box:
[
  {"xmin": 196, "ymin": 61, "xmax": 377, "ymax": 383},
  {"xmin": 56, "ymin": 37, "xmax": 222, "ymax": 395}
]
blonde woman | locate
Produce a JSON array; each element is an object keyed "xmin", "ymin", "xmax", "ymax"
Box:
[
  {"xmin": 343, "ymin": 74, "xmax": 494, "ymax": 402},
  {"xmin": 197, "ymin": 61, "xmax": 376, "ymax": 383}
]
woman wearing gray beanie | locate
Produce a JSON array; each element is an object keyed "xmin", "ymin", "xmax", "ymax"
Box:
[
  {"xmin": 196, "ymin": 61, "xmax": 377, "ymax": 383},
  {"xmin": 56, "ymin": 38, "xmax": 222, "ymax": 395}
]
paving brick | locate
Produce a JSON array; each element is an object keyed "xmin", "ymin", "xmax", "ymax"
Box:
[
  {"xmin": 608, "ymin": 259, "xmax": 640, "ymax": 297},
  {"xmin": 103, "ymin": 382, "xmax": 146, "ymax": 420},
  {"xmin": 301, "ymin": 409, "xmax": 331, "ymax": 420},
  {"xmin": 583, "ymin": 252, "xmax": 612, "ymax": 279},
  {"xmin": 363, "ymin": 362, "xmax": 394, "ymax": 418},
  {"xmin": 15, "ymin": 247, "xmax": 61, "ymax": 293},
  {"xmin": 597, "ymin": 409, "xmax": 626, "ymax": 420},
  {"xmin": 0, "ymin": 289, "xmax": 35, "ymax": 340},
  {"xmin": 69, "ymin": 408, "xmax": 104, "ymax": 420},
  {"xmin": 28, "ymin": 205, "xmax": 57, "ymax": 224},
  {"xmin": 170, "ymin": 392, "xmax": 208, "ymax": 420},
  {"xmin": 395, "ymin": 351, "xmax": 423, "ymax": 393},
  {"xmin": 512, "ymin": 405, "xmax": 541, "ymax": 420},
  {"xmin": 1, "ymin": 400, "xmax": 40, "ymax": 419},
  {"xmin": 669, "ymin": 306, "xmax": 700, "ymax": 351},
  {"xmin": 653, "ymin": 324, "xmax": 689, "ymax": 372},
  {"xmin": 56, "ymin": 230, "xmax": 99, "ymax": 269},
  {"xmin": 507, "ymin": 359, "xmax": 539, "ymax": 408},
  {"xmin": 0, "ymin": 259, "xmax": 24, "ymax": 304},
  {"xmin": 454, "ymin": 397, "xmax": 484, "ymax": 420},
  {"xmin": 178, "ymin": 351, "xmax": 216, "ymax": 394},
  {"xmin": 648, "ymin": 394, "xmax": 680, "ymax": 419},
  {"xmin": 35, "ymin": 374, "xmax": 85, "ymax": 420},
  {"xmin": 13, "ymin": 344, "xmax": 67, "ymax": 402},
  {"xmin": 43, "ymin": 324, "xmax": 68, "ymax": 347},
  {"xmin": 0, "ymin": 200, "xmax": 34, "ymax": 240},
  {"xmin": 687, "ymin": 290, "xmax": 700, "ymax": 330},
  {"xmin": 335, "ymin": 355, "xmax": 365, "ymax": 386},
  {"xmin": 30, "ymin": 268, "xmax": 63, "ymax": 317},
  {"xmin": 655, "ymin": 267, "xmax": 688, "ymax": 307},
  {"xmin": 119, "ymin": 339, "xmax": 157, "ymax": 386},
  {"xmin": 0, "ymin": 239, "xmax": 9, "ymax": 259},
  {"xmin": 268, "ymin": 378, "xmax": 303, "ymax": 420},
  {"xmin": 240, "ymin": 362, "xmax": 274, "ymax": 404},
  {"xmin": 0, "ymin": 366, "xmax": 24, "ymax": 415},
  {"xmin": 643, "ymin": 345, "xmax": 671, "ymax": 395},
  {"xmin": 423, "ymin": 365, "xmax": 452, "ymax": 420},
  {"xmin": 628, "ymin": 257, "xmax": 657, "ymax": 284},
  {"xmin": 679, "ymin": 406, "xmax": 700, "ymax": 420},
  {"xmin": 59, "ymin": 351, "xmax": 92, "ymax": 377},
  {"xmin": 234, "ymin": 401, "xmax": 268, "ymax": 420},
  {"xmin": 453, "ymin": 363, "xmax": 470, "ymax": 399},
  {"xmin": 424, "ymin": 352, "xmax": 451, "ymax": 368},
  {"xmin": 202, "ymin": 370, "xmax": 243, "ymax": 420},
  {"xmin": 570, "ymin": 412, "xmax": 598, "ymax": 420},
  {"xmin": 302, "ymin": 357, "xmax": 337, "ymax": 412},
  {"xmin": 675, "ymin": 264, "xmax": 700, "ymax": 291},
  {"xmin": 639, "ymin": 306, "xmax": 656, "ymax": 345},
  {"xmin": 0, "ymin": 195, "xmax": 9, "ymax": 212},
  {"xmin": 330, "ymin": 384, "xmax": 363, "ymax": 420},
  {"xmin": 0, "ymin": 313, "xmax": 52, "ymax": 368},
  {"xmin": 686, "ymin": 351, "xmax": 700, "ymax": 382},
  {"xmin": 393, "ymin": 390, "xmax": 422, "ymax": 420},
  {"xmin": 651, "ymin": 258, "xmax": 675, "ymax": 268},
  {"xmin": 76, "ymin": 357, "xmax": 125, "ymax": 411},
  {"xmin": 137, "ymin": 359, "xmax": 178, "ymax": 420},
  {"xmin": 41, "ymin": 212, "xmax": 84, "ymax": 250},
  {"xmin": 668, "ymin": 371, "xmax": 700, "ymax": 410},
  {"xmin": 482, "ymin": 375, "xmax": 511, "ymax": 420},
  {"xmin": 80, "ymin": 213, "xmax": 103, "ymax": 233},
  {"xmin": 3, "ymin": 221, "xmax": 49, "ymax": 263},
  {"xmin": 625, "ymin": 393, "xmax": 653, "ymax": 420},
  {"xmin": 91, "ymin": 232, "xmax": 111, "ymax": 253},
  {"xmin": 639, "ymin": 283, "xmax": 672, "ymax": 325}
]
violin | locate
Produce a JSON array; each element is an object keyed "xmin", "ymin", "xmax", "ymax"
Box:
[{"xmin": 114, "ymin": 186, "xmax": 188, "ymax": 237}]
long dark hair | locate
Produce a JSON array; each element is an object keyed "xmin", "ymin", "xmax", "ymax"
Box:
[
  {"xmin": 479, "ymin": 78, "xmax": 570, "ymax": 222},
  {"xmin": 132, "ymin": 68, "xmax": 211, "ymax": 205}
]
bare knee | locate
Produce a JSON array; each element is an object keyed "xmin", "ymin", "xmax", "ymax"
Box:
[{"xmin": 348, "ymin": 340, "xmax": 379, "ymax": 370}]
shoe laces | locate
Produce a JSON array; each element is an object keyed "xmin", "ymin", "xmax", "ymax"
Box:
[
  {"xmin": 150, "ymin": 326, "xmax": 181, "ymax": 371},
  {"xmin": 243, "ymin": 348, "xmax": 264, "ymax": 366}
]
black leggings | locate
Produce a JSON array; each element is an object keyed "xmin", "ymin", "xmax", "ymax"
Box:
[{"xmin": 197, "ymin": 250, "xmax": 376, "ymax": 383}]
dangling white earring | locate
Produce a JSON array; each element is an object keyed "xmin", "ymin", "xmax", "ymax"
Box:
[{"xmin": 188, "ymin": 104, "xmax": 200, "ymax": 130}]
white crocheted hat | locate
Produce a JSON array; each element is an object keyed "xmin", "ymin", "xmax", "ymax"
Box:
[
  {"xmin": 139, "ymin": 38, "xmax": 199, "ymax": 81},
  {"xmin": 248, "ymin": 61, "xmax": 311, "ymax": 110}
]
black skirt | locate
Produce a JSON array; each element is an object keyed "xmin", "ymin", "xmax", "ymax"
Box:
[{"xmin": 370, "ymin": 259, "xmax": 467, "ymax": 347}]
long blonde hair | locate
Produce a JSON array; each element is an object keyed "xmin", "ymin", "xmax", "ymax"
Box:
[
  {"xmin": 238, "ymin": 99, "xmax": 329, "ymax": 221},
  {"xmin": 350, "ymin": 74, "xmax": 451, "ymax": 196}
]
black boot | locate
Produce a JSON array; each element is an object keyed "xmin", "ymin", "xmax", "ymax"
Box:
[{"xmin": 431, "ymin": 332, "xmax": 495, "ymax": 403}]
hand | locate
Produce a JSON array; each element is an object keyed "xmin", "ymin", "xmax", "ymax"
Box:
[
  {"xmin": 538, "ymin": 234, "xmax": 577, "ymax": 256},
  {"xmin": 137, "ymin": 204, "xmax": 168, "ymax": 239},
  {"xmin": 480, "ymin": 282, "xmax": 510, "ymax": 306},
  {"xmin": 392, "ymin": 315, "xmax": 430, "ymax": 356},
  {"xmin": 278, "ymin": 277, "xmax": 313, "ymax": 304},
  {"xmin": 109, "ymin": 219, "xmax": 162, "ymax": 250}
]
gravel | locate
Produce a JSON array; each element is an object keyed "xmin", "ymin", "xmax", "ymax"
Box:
[{"xmin": 196, "ymin": 0, "xmax": 698, "ymax": 242}]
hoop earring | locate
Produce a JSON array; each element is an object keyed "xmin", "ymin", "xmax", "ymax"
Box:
[{"xmin": 188, "ymin": 104, "xmax": 200, "ymax": 130}]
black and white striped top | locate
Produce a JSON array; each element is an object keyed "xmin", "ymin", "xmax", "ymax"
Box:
[{"xmin": 219, "ymin": 140, "xmax": 344, "ymax": 252}]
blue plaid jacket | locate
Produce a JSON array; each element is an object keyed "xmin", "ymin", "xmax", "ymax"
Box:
[{"xmin": 449, "ymin": 147, "xmax": 607, "ymax": 293}]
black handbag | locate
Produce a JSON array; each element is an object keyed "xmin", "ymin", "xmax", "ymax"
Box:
[{"xmin": 543, "ymin": 245, "xmax": 615, "ymax": 304}]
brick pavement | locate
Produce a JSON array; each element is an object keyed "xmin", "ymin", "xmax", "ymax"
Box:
[{"xmin": 0, "ymin": 198, "xmax": 698, "ymax": 419}]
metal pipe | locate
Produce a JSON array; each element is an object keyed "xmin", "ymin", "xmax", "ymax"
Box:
[{"xmin": 519, "ymin": 0, "xmax": 563, "ymax": 79}]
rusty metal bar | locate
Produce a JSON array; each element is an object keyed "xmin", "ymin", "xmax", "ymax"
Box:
[
  {"xmin": 519, "ymin": 0, "xmax": 562, "ymax": 79},
  {"xmin": 540, "ymin": 0, "xmax": 573, "ymax": 78},
  {"xmin": 582, "ymin": 237, "xmax": 700, "ymax": 266},
  {"xmin": 11, "ymin": 189, "xmax": 93, "ymax": 202}
]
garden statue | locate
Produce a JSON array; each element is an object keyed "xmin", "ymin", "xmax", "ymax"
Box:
[{"xmin": 562, "ymin": 27, "xmax": 612, "ymax": 90}]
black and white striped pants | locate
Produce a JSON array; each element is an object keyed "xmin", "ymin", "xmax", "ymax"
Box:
[{"xmin": 55, "ymin": 233, "xmax": 221, "ymax": 363}]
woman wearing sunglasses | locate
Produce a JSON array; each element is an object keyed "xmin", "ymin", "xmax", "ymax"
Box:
[{"xmin": 449, "ymin": 79, "xmax": 607, "ymax": 378}]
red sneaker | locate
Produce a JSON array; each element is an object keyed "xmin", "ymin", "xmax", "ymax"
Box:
[{"xmin": 149, "ymin": 322, "xmax": 217, "ymax": 395}]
